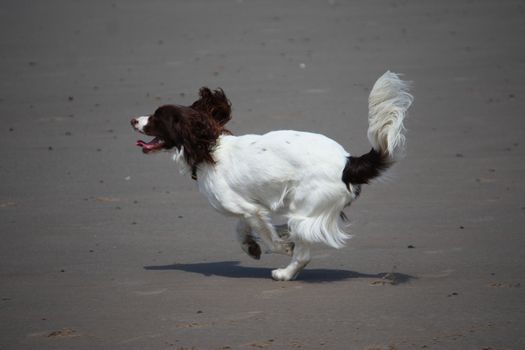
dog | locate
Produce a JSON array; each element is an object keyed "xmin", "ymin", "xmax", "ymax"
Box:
[{"xmin": 131, "ymin": 71, "xmax": 413, "ymax": 281}]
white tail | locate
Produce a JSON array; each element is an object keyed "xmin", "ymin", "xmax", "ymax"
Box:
[{"xmin": 367, "ymin": 71, "xmax": 413, "ymax": 160}]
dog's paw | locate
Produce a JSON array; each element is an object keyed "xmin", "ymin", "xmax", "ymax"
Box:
[
  {"xmin": 241, "ymin": 239, "xmax": 261, "ymax": 260},
  {"xmin": 271, "ymin": 268, "xmax": 295, "ymax": 281},
  {"xmin": 247, "ymin": 241, "xmax": 262, "ymax": 260}
]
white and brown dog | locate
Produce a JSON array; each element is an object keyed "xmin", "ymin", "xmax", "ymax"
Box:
[{"xmin": 131, "ymin": 71, "xmax": 413, "ymax": 281}]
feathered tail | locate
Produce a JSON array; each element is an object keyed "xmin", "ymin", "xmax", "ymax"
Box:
[
  {"xmin": 286, "ymin": 72, "xmax": 413, "ymax": 249},
  {"xmin": 342, "ymin": 71, "xmax": 413, "ymax": 186}
]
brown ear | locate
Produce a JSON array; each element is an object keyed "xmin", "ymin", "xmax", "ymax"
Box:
[
  {"xmin": 172, "ymin": 109, "xmax": 222, "ymax": 168},
  {"xmin": 190, "ymin": 87, "xmax": 232, "ymax": 126}
]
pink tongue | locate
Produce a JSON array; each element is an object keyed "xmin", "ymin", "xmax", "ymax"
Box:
[{"xmin": 136, "ymin": 138, "xmax": 161, "ymax": 152}]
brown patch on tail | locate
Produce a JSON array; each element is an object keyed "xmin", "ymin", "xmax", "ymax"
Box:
[{"xmin": 341, "ymin": 148, "xmax": 392, "ymax": 188}]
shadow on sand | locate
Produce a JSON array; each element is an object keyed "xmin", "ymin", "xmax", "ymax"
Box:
[{"xmin": 144, "ymin": 260, "xmax": 415, "ymax": 284}]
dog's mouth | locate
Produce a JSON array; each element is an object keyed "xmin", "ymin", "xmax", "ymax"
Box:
[{"xmin": 136, "ymin": 137, "xmax": 165, "ymax": 154}]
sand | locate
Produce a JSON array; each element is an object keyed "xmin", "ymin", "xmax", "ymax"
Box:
[{"xmin": 1, "ymin": 1, "xmax": 524, "ymax": 349}]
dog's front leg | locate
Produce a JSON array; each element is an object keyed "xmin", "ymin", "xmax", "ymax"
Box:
[
  {"xmin": 236, "ymin": 219, "xmax": 262, "ymax": 260},
  {"xmin": 244, "ymin": 215, "xmax": 294, "ymax": 257}
]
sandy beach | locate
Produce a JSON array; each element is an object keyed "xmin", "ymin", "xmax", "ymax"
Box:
[{"xmin": 1, "ymin": 1, "xmax": 524, "ymax": 349}]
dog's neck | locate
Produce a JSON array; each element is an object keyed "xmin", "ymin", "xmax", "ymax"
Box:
[{"xmin": 172, "ymin": 135, "xmax": 229, "ymax": 181}]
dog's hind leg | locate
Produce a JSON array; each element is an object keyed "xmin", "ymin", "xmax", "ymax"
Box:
[
  {"xmin": 271, "ymin": 241, "xmax": 311, "ymax": 281},
  {"xmin": 236, "ymin": 219, "xmax": 262, "ymax": 260}
]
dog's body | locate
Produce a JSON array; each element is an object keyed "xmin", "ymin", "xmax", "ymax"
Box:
[{"xmin": 131, "ymin": 71, "xmax": 413, "ymax": 280}]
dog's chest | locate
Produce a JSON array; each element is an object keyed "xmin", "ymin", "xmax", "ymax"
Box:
[{"xmin": 196, "ymin": 172, "xmax": 239, "ymax": 215}]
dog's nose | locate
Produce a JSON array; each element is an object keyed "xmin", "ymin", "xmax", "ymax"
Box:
[{"xmin": 130, "ymin": 118, "xmax": 138, "ymax": 127}]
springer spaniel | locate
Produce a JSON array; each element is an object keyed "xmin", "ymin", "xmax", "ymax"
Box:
[{"xmin": 131, "ymin": 71, "xmax": 413, "ymax": 281}]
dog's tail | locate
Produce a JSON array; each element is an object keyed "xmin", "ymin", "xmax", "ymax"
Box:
[
  {"xmin": 342, "ymin": 71, "xmax": 413, "ymax": 186},
  {"xmin": 191, "ymin": 87, "xmax": 232, "ymax": 127}
]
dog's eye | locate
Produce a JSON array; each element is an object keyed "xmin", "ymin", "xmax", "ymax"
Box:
[
  {"xmin": 143, "ymin": 117, "xmax": 157, "ymax": 132},
  {"xmin": 147, "ymin": 116, "xmax": 156, "ymax": 125}
]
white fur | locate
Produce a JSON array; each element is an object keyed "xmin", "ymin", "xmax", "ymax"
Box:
[
  {"xmin": 192, "ymin": 131, "xmax": 354, "ymax": 247},
  {"xmin": 134, "ymin": 116, "xmax": 150, "ymax": 133},
  {"xmin": 169, "ymin": 72, "xmax": 412, "ymax": 281},
  {"xmin": 367, "ymin": 71, "xmax": 413, "ymax": 159}
]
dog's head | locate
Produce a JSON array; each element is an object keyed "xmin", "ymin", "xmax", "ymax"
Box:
[{"xmin": 131, "ymin": 88, "xmax": 232, "ymax": 167}]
